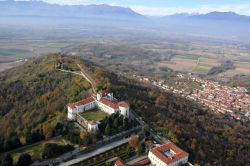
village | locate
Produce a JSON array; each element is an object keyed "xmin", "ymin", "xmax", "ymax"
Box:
[{"xmin": 134, "ymin": 74, "xmax": 250, "ymax": 121}]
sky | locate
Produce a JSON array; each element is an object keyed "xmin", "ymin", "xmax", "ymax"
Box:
[{"xmin": 17, "ymin": 0, "xmax": 250, "ymax": 16}]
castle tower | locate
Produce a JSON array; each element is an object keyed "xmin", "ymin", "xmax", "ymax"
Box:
[
  {"xmin": 88, "ymin": 121, "xmax": 99, "ymax": 133},
  {"xmin": 97, "ymin": 93, "xmax": 102, "ymax": 101},
  {"xmin": 118, "ymin": 101, "xmax": 130, "ymax": 118}
]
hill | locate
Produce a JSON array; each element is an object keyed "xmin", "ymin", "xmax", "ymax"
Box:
[
  {"xmin": 0, "ymin": 55, "xmax": 93, "ymax": 145},
  {"xmin": 0, "ymin": 55, "xmax": 249, "ymax": 165}
]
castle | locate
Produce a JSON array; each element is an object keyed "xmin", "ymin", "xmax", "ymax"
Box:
[{"xmin": 67, "ymin": 91, "xmax": 130, "ymax": 132}]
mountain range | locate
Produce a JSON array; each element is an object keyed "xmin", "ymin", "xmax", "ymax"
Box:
[
  {"xmin": 0, "ymin": 0, "xmax": 142, "ymax": 19},
  {"xmin": 1, "ymin": 0, "xmax": 250, "ymax": 43},
  {"xmin": 1, "ymin": 0, "xmax": 250, "ymax": 22}
]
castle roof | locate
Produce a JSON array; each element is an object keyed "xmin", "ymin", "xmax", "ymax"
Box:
[
  {"xmin": 118, "ymin": 101, "xmax": 129, "ymax": 108},
  {"xmin": 68, "ymin": 96, "xmax": 95, "ymax": 109},
  {"xmin": 115, "ymin": 160, "xmax": 128, "ymax": 166},
  {"xmin": 150, "ymin": 143, "xmax": 188, "ymax": 165},
  {"xmin": 100, "ymin": 98, "xmax": 119, "ymax": 109}
]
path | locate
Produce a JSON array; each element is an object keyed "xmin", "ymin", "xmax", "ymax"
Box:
[
  {"xmin": 77, "ymin": 64, "xmax": 96, "ymax": 93},
  {"xmin": 57, "ymin": 69, "xmax": 82, "ymax": 76},
  {"xmin": 57, "ymin": 63, "xmax": 96, "ymax": 93},
  {"xmin": 58, "ymin": 138, "xmax": 129, "ymax": 166},
  {"xmin": 191, "ymin": 56, "xmax": 201, "ymax": 72}
]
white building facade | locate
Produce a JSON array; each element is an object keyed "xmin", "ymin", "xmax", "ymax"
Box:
[
  {"xmin": 67, "ymin": 92, "xmax": 130, "ymax": 132},
  {"xmin": 148, "ymin": 143, "xmax": 189, "ymax": 166}
]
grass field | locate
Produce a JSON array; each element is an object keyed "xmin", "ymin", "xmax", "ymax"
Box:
[
  {"xmin": 80, "ymin": 109, "xmax": 109, "ymax": 121},
  {"xmin": 11, "ymin": 137, "xmax": 66, "ymax": 164},
  {"xmin": 223, "ymin": 61, "xmax": 250, "ymax": 76},
  {"xmin": 0, "ymin": 49, "xmax": 32, "ymax": 58},
  {"xmin": 192, "ymin": 65, "xmax": 211, "ymax": 75}
]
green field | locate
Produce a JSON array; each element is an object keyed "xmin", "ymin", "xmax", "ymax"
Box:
[
  {"xmin": 177, "ymin": 54, "xmax": 200, "ymax": 60},
  {"xmin": 192, "ymin": 65, "xmax": 210, "ymax": 75},
  {"xmin": 0, "ymin": 49, "xmax": 31, "ymax": 58},
  {"xmin": 80, "ymin": 109, "xmax": 109, "ymax": 121},
  {"xmin": 11, "ymin": 138, "xmax": 66, "ymax": 164}
]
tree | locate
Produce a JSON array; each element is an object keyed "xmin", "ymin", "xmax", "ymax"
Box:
[
  {"xmin": 80, "ymin": 131, "xmax": 86, "ymax": 140},
  {"xmin": 105, "ymin": 124, "xmax": 111, "ymax": 136},
  {"xmin": 1, "ymin": 154, "xmax": 13, "ymax": 166},
  {"xmin": 17, "ymin": 153, "xmax": 31, "ymax": 166},
  {"xmin": 129, "ymin": 135, "xmax": 139, "ymax": 149},
  {"xmin": 42, "ymin": 124, "xmax": 53, "ymax": 140},
  {"xmin": 113, "ymin": 118, "xmax": 119, "ymax": 131},
  {"xmin": 126, "ymin": 146, "xmax": 132, "ymax": 157},
  {"xmin": 137, "ymin": 142, "xmax": 145, "ymax": 155},
  {"xmin": 19, "ymin": 136, "xmax": 26, "ymax": 146}
]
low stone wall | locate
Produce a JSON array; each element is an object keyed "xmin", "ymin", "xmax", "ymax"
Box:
[{"xmin": 75, "ymin": 113, "xmax": 89, "ymax": 129}]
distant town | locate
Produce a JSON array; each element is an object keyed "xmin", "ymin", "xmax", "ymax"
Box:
[{"xmin": 134, "ymin": 74, "xmax": 250, "ymax": 121}]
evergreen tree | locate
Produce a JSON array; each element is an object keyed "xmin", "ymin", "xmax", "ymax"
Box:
[
  {"xmin": 1, "ymin": 154, "xmax": 13, "ymax": 166},
  {"xmin": 18, "ymin": 153, "xmax": 31, "ymax": 166},
  {"xmin": 105, "ymin": 124, "xmax": 111, "ymax": 136}
]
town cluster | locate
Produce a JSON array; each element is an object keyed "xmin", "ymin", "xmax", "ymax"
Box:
[
  {"xmin": 134, "ymin": 74, "xmax": 250, "ymax": 121},
  {"xmin": 187, "ymin": 77, "xmax": 250, "ymax": 120}
]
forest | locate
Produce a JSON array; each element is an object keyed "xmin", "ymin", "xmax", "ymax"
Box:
[
  {"xmin": 0, "ymin": 55, "xmax": 92, "ymax": 152},
  {"xmin": 107, "ymin": 72, "xmax": 250, "ymax": 166}
]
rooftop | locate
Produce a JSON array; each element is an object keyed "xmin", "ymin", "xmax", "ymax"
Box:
[{"xmin": 150, "ymin": 143, "xmax": 188, "ymax": 165}]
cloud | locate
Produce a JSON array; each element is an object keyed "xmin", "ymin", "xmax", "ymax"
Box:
[{"xmin": 131, "ymin": 4, "xmax": 250, "ymax": 16}]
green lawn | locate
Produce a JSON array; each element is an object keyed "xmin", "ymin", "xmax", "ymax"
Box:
[
  {"xmin": 11, "ymin": 138, "xmax": 66, "ymax": 164},
  {"xmin": 80, "ymin": 109, "xmax": 109, "ymax": 121}
]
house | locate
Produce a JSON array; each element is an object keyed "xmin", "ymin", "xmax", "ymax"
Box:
[{"xmin": 148, "ymin": 143, "xmax": 189, "ymax": 166}]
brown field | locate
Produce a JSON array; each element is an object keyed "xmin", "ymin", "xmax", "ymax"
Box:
[{"xmin": 223, "ymin": 62, "xmax": 250, "ymax": 76}]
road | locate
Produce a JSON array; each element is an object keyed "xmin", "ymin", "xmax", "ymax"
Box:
[{"xmin": 59, "ymin": 137, "xmax": 129, "ymax": 166}]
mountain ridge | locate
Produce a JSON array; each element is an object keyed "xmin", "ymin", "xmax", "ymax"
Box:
[{"xmin": 0, "ymin": 0, "xmax": 143, "ymax": 19}]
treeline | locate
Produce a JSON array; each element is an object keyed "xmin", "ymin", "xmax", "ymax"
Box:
[
  {"xmin": 0, "ymin": 121, "xmax": 67, "ymax": 153},
  {"xmin": 208, "ymin": 60, "xmax": 235, "ymax": 75},
  {"xmin": 98, "ymin": 113, "xmax": 138, "ymax": 136},
  {"xmin": 107, "ymin": 72, "xmax": 250, "ymax": 166}
]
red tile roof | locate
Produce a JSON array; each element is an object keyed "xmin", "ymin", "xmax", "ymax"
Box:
[
  {"xmin": 133, "ymin": 158, "xmax": 151, "ymax": 166},
  {"xmin": 115, "ymin": 160, "xmax": 128, "ymax": 166},
  {"xmin": 118, "ymin": 101, "xmax": 129, "ymax": 108},
  {"xmin": 100, "ymin": 98, "xmax": 118, "ymax": 109},
  {"xmin": 150, "ymin": 143, "xmax": 188, "ymax": 165},
  {"xmin": 68, "ymin": 96, "xmax": 95, "ymax": 109}
]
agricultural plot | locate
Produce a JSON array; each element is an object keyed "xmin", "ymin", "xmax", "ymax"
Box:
[{"xmin": 223, "ymin": 62, "xmax": 250, "ymax": 76}]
